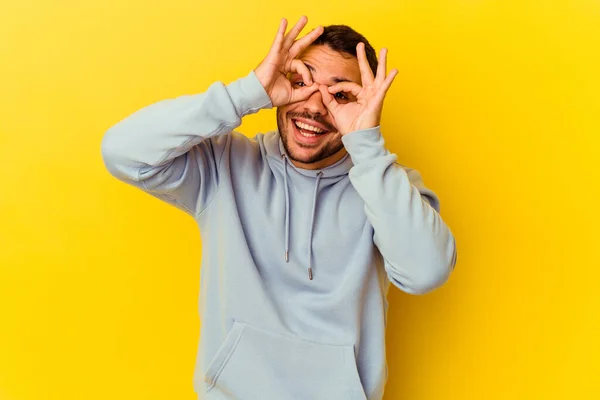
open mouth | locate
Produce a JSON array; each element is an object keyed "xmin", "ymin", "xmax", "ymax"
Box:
[{"xmin": 291, "ymin": 119, "xmax": 330, "ymax": 144}]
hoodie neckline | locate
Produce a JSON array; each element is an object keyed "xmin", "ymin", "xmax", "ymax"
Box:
[
  {"xmin": 264, "ymin": 130, "xmax": 354, "ymax": 281},
  {"xmin": 263, "ymin": 131, "xmax": 354, "ymax": 178}
]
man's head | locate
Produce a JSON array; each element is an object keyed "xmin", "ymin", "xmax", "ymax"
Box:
[{"xmin": 276, "ymin": 25, "xmax": 378, "ymax": 170}]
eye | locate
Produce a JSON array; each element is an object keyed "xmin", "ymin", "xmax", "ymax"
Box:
[
  {"xmin": 294, "ymin": 81, "xmax": 307, "ymax": 87},
  {"xmin": 334, "ymin": 92, "xmax": 348, "ymax": 100}
]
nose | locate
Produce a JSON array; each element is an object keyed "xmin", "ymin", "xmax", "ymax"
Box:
[{"xmin": 302, "ymin": 85, "xmax": 328, "ymax": 115}]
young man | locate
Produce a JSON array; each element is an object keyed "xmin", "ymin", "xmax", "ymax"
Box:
[{"xmin": 102, "ymin": 16, "xmax": 457, "ymax": 400}]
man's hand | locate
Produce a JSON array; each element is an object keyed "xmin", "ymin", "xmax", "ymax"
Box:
[
  {"xmin": 319, "ymin": 43, "xmax": 398, "ymax": 136},
  {"xmin": 255, "ymin": 17, "xmax": 323, "ymax": 107}
]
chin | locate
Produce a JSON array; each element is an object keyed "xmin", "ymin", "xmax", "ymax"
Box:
[
  {"xmin": 276, "ymin": 108, "xmax": 344, "ymax": 166},
  {"xmin": 284, "ymin": 131, "xmax": 345, "ymax": 167},
  {"xmin": 287, "ymin": 144, "xmax": 323, "ymax": 164}
]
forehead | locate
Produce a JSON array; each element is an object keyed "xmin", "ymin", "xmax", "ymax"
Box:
[{"xmin": 299, "ymin": 45, "xmax": 361, "ymax": 85}]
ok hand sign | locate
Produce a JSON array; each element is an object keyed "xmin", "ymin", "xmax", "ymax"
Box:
[
  {"xmin": 255, "ymin": 17, "xmax": 323, "ymax": 107},
  {"xmin": 318, "ymin": 43, "xmax": 398, "ymax": 136}
]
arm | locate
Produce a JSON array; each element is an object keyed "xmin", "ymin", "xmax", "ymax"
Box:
[
  {"xmin": 342, "ymin": 128, "xmax": 457, "ymax": 294},
  {"xmin": 319, "ymin": 43, "xmax": 456, "ymax": 293},
  {"xmin": 101, "ymin": 16, "xmax": 323, "ymax": 217},
  {"xmin": 101, "ymin": 71, "xmax": 271, "ymax": 216}
]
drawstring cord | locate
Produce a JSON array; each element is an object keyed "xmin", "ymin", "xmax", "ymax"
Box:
[
  {"xmin": 282, "ymin": 154, "xmax": 322, "ymax": 280},
  {"xmin": 283, "ymin": 155, "xmax": 290, "ymax": 263},
  {"xmin": 307, "ymin": 171, "xmax": 323, "ymax": 280}
]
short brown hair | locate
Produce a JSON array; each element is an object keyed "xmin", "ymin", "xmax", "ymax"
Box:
[{"xmin": 312, "ymin": 25, "xmax": 378, "ymax": 75}]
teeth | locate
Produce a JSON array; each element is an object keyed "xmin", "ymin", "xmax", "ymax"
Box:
[
  {"xmin": 299, "ymin": 130, "xmax": 317, "ymax": 138},
  {"xmin": 296, "ymin": 121, "xmax": 325, "ymax": 133}
]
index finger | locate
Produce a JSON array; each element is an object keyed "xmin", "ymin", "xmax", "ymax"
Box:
[{"xmin": 328, "ymin": 82, "xmax": 362, "ymax": 97}]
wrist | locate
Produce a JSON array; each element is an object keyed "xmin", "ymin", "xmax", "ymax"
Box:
[
  {"xmin": 341, "ymin": 126, "xmax": 388, "ymax": 164},
  {"xmin": 227, "ymin": 71, "xmax": 273, "ymax": 115},
  {"xmin": 253, "ymin": 65, "xmax": 272, "ymax": 94},
  {"xmin": 343, "ymin": 118, "xmax": 380, "ymax": 136}
]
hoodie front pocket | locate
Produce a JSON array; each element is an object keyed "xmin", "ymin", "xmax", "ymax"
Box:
[{"xmin": 204, "ymin": 320, "xmax": 367, "ymax": 400}]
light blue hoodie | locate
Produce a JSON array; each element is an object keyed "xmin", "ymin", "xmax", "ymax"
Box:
[{"xmin": 101, "ymin": 70, "xmax": 457, "ymax": 400}]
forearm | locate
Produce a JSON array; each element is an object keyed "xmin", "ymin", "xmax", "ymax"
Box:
[
  {"xmin": 342, "ymin": 127, "xmax": 457, "ymax": 294},
  {"xmin": 101, "ymin": 70, "xmax": 272, "ymax": 181}
]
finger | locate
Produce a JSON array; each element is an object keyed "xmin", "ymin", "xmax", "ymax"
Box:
[
  {"xmin": 288, "ymin": 25, "xmax": 324, "ymax": 59},
  {"xmin": 328, "ymin": 82, "xmax": 363, "ymax": 97},
  {"xmin": 356, "ymin": 43, "xmax": 374, "ymax": 85},
  {"xmin": 268, "ymin": 18, "xmax": 288, "ymax": 56},
  {"xmin": 375, "ymin": 48, "xmax": 387, "ymax": 85},
  {"xmin": 282, "ymin": 16, "xmax": 308, "ymax": 51},
  {"xmin": 378, "ymin": 68, "xmax": 399, "ymax": 97},
  {"xmin": 290, "ymin": 59, "xmax": 313, "ymax": 85},
  {"xmin": 290, "ymin": 82, "xmax": 319, "ymax": 104},
  {"xmin": 319, "ymin": 84, "xmax": 339, "ymax": 113}
]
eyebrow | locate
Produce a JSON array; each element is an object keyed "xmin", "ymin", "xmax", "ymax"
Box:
[{"xmin": 304, "ymin": 63, "xmax": 354, "ymax": 84}]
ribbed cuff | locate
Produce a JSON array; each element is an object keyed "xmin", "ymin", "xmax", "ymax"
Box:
[
  {"xmin": 227, "ymin": 70, "xmax": 273, "ymax": 117},
  {"xmin": 341, "ymin": 126, "xmax": 389, "ymax": 165}
]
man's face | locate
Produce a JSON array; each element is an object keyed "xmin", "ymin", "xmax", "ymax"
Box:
[{"xmin": 276, "ymin": 45, "xmax": 361, "ymax": 170}]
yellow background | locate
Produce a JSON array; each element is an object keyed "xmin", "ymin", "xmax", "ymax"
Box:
[{"xmin": 1, "ymin": 0, "xmax": 599, "ymax": 399}]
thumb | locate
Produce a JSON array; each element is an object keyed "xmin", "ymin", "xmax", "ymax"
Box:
[
  {"xmin": 289, "ymin": 82, "xmax": 319, "ymax": 104},
  {"xmin": 318, "ymin": 84, "xmax": 338, "ymax": 114}
]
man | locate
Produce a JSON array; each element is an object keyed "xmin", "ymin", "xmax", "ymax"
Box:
[{"xmin": 102, "ymin": 16, "xmax": 457, "ymax": 400}]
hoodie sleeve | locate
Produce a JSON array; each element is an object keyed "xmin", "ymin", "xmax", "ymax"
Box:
[
  {"xmin": 341, "ymin": 127, "xmax": 458, "ymax": 295},
  {"xmin": 101, "ymin": 70, "xmax": 272, "ymax": 217}
]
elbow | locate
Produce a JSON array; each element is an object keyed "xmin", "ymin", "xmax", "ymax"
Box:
[
  {"xmin": 392, "ymin": 238, "xmax": 457, "ymax": 295},
  {"xmin": 100, "ymin": 128, "xmax": 139, "ymax": 182},
  {"xmin": 403, "ymin": 262, "xmax": 452, "ymax": 295},
  {"xmin": 101, "ymin": 130, "xmax": 121, "ymax": 177}
]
